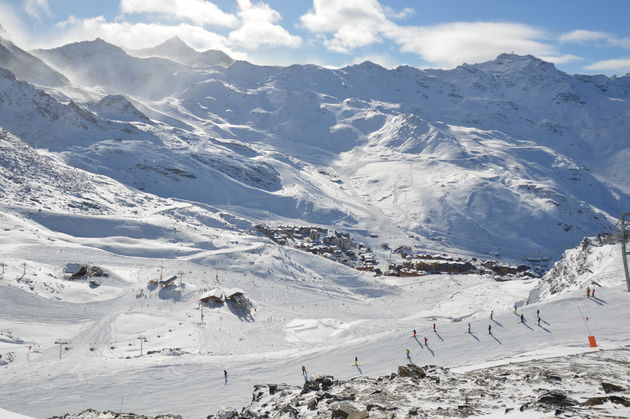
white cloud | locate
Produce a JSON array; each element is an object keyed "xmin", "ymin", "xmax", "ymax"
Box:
[
  {"xmin": 584, "ymin": 58, "xmax": 630, "ymax": 73},
  {"xmin": 300, "ymin": 0, "xmax": 394, "ymax": 53},
  {"xmin": 22, "ymin": 0, "xmax": 51, "ymax": 20},
  {"xmin": 559, "ymin": 29, "xmax": 630, "ymax": 49},
  {"xmin": 228, "ymin": 0, "xmax": 301, "ymax": 49},
  {"xmin": 539, "ymin": 54, "xmax": 582, "ymax": 65},
  {"xmin": 0, "ymin": 1, "xmax": 33, "ymax": 46},
  {"xmin": 300, "ymin": 1, "xmax": 560, "ymax": 67},
  {"xmin": 384, "ymin": 6, "xmax": 414, "ymax": 20},
  {"xmin": 51, "ymin": 15, "xmax": 243, "ymax": 57},
  {"xmin": 559, "ymin": 30, "xmax": 609, "ymax": 43},
  {"xmin": 46, "ymin": 2, "xmax": 303, "ymax": 59},
  {"xmin": 388, "ymin": 22, "xmax": 556, "ymax": 68},
  {"xmin": 120, "ymin": 0, "xmax": 239, "ymax": 28}
]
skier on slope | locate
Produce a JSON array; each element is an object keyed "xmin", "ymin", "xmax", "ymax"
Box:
[
  {"xmin": 405, "ymin": 348, "xmax": 411, "ymax": 358},
  {"xmin": 467, "ymin": 323, "xmax": 471, "ymax": 333},
  {"xmin": 490, "ymin": 310, "xmax": 494, "ymax": 321},
  {"xmin": 592, "ymin": 287, "xmax": 596, "ymax": 298},
  {"xmin": 354, "ymin": 356, "xmax": 358, "ymax": 366},
  {"xmin": 433, "ymin": 323, "xmax": 436, "ymax": 332},
  {"xmin": 413, "ymin": 329, "xmax": 417, "ymax": 338},
  {"xmin": 488, "ymin": 324, "xmax": 492, "ymax": 334},
  {"xmin": 301, "ymin": 365, "xmax": 307, "ymax": 377},
  {"xmin": 586, "ymin": 287, "xmax": 591, "ymax": 298},
  {"xmin": 520, "ymin": 313, "xmax": 525, "ymax": 323},
  {"xmin": 424, "ymin": 336, "xmax": 428, "ymax": 345}
]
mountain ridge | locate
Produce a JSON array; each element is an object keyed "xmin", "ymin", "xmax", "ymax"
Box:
[{"xmin": 128, "ymin": 36, "xmax": 234, "ymax": 67}]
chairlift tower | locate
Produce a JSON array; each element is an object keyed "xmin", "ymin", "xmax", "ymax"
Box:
[
  {"xmin": 54, "ymin": 339, "xmax": 69, "ymax": 359},
  {"xmin": 621, "ymin": 213, "xmax": 630, "ymax": 292},
  {"xmin": 138, "ymin": 335, "xmax": 147, "ymax": 356}
]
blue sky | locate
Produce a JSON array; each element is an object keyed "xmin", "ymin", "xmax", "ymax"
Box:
[{"xmin": 1, "ymin": 0, "xmax": 630, "ymax": 75}]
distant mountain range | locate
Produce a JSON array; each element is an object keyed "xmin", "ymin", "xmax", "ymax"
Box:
[{"xmin": 1, "ymin": 32, "xmax": 629, "ymax": 261}]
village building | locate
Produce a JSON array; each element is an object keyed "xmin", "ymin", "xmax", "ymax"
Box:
[{"xmin": 199, "ymin": 288, "xmax": 225, "ymax": 304}]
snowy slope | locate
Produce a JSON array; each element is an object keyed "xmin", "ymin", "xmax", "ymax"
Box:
[
  {"xmin": 336, "ymin": 115, "xmax": 624, "ymax": 258},
  {"xmin": 0, "ymin": 35, "xmax": 68, "ymax": 87},
  {"xmin": 0, "ymin": 231, "xmax": 628, "ymax": 417},
  {"xmin": 87, "ymin": 95, "xmax": 153, "ymax": 124},
  {"xmin": 0, "ymin": 67, "xmax": 151, "ymax": 150}
]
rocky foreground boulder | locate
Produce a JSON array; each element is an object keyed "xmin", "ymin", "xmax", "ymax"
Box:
[{"xmin": 210, "ymin": 348, "xmax": 630, "ymax": 418}]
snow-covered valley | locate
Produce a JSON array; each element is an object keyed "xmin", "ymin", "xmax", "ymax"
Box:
[{"xmin": 0, "ymin": 30, "xmax": 629, "ymax": 418}]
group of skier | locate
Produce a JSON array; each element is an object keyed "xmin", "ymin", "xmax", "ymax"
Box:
[
  {"xmin": 224, "ymin": 287, "xmax": 605, "ymax": 384},
  {"xmin": 410, "ymin": 306, "xmax": 547, "ymax": 346}
]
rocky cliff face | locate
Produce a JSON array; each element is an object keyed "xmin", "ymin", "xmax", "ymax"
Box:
[{"xmin": 529, "ymin": 233, "xmax": 624, "ymax": 302}]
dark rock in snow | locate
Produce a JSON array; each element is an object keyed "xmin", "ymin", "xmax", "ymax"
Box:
[
  {"xmin": 307, "ymin": 398, "xmax": 318, "ymax": 410},
  {"xmin": 397, "ymin": 364, "xmax": 426, "ymax": 379},
  {"xmin": 346, "ymin": 411, "xmax": 369, "ymax": 419},
  {"xmin": 582, "ymin": 396, "xmax": 608, "ymax": 406},
  {"xmin": 302, "ymin": 375, "xmax": 335, "ymax": 394},
  {"xmin": 207, "ymin": 410, "xmax": 238, "ymax": 419},
  {"xmin": 608, "ymin": 396, "xmax": 630, "ymax": 407},
  {"xmin": 543, "ymin": 371, "xmax": 562, "ymax": 382},
  {"xmin": 537, "ymin": 391, "xmax": 578, "ymax": 406},
  {"xmin": 601, "ymin": 381, "xmax": 624, "ymax": 393},
  {"xmin": 280, "ymin": 403, "xmax": 298, "ymax": 416},
  {"xmin": 583, "ymin": 395, "xmax": 630, "ymax": 407},
  {"xmin": 330, "ymin": 402, "xmax": 358, "ymax": 418}
]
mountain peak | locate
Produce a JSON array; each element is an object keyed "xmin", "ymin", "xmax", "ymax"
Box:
[
  {"xmin": 48, "ymin": 37, "xmax": 126, "ymax": 56},
  {"xmin": 159, "ymin": 36, "xmax": 192, "ymax": 49},
  {"xmin": 471, "ymin": 52, "xmax": 559, "ymax": 76},
  {"xmin": 130, "ymin": 37, "xmax": 233, "ymax": 66},
  {"xmin": 152, "ymin": 36, "xmax": 198, "ymax": 56},
  {"xmin": 344, "ymin": 60, "xmax": 386, "ymax": 72},
  {"xmin": 495, "ymin": 52, "xmax": 547, "ymax": 64}
]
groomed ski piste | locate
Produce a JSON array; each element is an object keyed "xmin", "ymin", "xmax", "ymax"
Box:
[{"xmin": 0, "ymin": 207, "xmax": 629, "ymax": 418}]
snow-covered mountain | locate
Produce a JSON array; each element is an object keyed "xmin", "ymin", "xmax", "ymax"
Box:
[
  {"xmin": 9, "ymin": 36, "xmax": 630, "ymax": 260},
  {"xmin": 33, "ymin": 39, "xmax": 209, "ymax": 99},
  {"xmin": 0, "ymin": 67, "xmax": 151, "ymax": 150}
]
